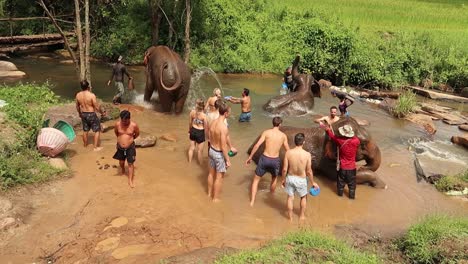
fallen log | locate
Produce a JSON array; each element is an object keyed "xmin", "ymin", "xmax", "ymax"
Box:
[
  {"xmin": 405, "ymin": 86, "xmax": 468, "ymax": 103},
  {"xmin": 0, "ymin": 32, "xmax": 74, "ymax": 45},
  {"xmin": 360, "ymin": 90, "xmax": 400, "ymax": 99},
  {"xmin": 0, "ymin": 40, "xmax": 76, "ymax": 53}
]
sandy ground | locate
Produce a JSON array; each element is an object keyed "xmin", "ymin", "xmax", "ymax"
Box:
[{"xmin": 0, "ymin": 107, "xmax": 467, "ymax": 263}]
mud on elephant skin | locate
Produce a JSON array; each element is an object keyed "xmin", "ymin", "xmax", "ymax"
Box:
[
  {"xmin": 263, "ymin": 55, "xmax": 321, "ymax": 116},
  {"xmin": 247, "ymin": 117, "xmax": 386, "ymax": 188},
  {"xmin": 144, "ymin": 45, "xmax": 191, "ymax": 114}
]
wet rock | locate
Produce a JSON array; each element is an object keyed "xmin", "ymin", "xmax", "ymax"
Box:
[
  {"xmin": 100, "ymin": 103, "xmax": 121, "ymax": 122},
  {"xmin": 378, "ymin": 98, "xmax": 396, "ymax": 113},
  {"xmin": 405, "ymin": 113, "xmax": 437, "ymax": 135},
  {"xmin": 135, "ymin": 133, "xmax": 157, "ymax": 148},
  {"xmin": 461, "ymin": 87, "xmax": 468, "ymax": 98},
  {"xmin": 95, "ymin": 237, "xmax": 120, "ymax": 252},
  {"xmin": 111, "ymin": 244, "xmax": 150, "ymax": 260},
  {"xmin": 44, "ymin": 103, "xmax": 82, "ymax": 129},
  {"xmin": 48, "ymin": 158, "xmax": 68, "ymax": 170},
  {"xmin": 0, "ymin": 60, "xmax": 17, "ymax": 71},
  {"xmin": 0, "ymin": 198, "xmax": 13, "ymax": 215},
  {"xmin": 164, "ymin": 247, "xmax": 238, "ymax": 264},
  {"xmin": 0, "ymin": 217, "xmax": 16, "ymax": 230},
  {"xmin": 104, "ymin": 216, "xmax": 128, "ymax": 231},
  {"xmin": 160, "ymin": 133, "xmax": 177, "ymax": 142},
  {"xmin": 0, "ymin": 70, "xmax": 26, "ymax": 78},
  {"xmin": 459, "ymin": 125, "xmax": 468, "ymax": 132},
  {"xmin": 451, "ymin": 135, "xmax": 468, "ymax": 149}
]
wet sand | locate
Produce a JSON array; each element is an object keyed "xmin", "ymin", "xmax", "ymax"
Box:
[{"xmin": 0, "ymin": 106, "xmax": 466, "ymax": 263}]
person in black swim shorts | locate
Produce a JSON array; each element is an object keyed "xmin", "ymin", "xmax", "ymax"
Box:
[{"xmin": 245, "ymin": 117, "xmax": 289, "ymax": 206}]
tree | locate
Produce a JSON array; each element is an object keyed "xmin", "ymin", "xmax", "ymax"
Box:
[
  {"xmin": 183, "ymin": 0, "xmax": 191, "ymax": 63},
  {"xmin": 149, "ymin": 0, "xmax": 162, "ymax": 46}
]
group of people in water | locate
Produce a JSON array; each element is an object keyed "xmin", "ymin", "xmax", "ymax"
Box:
[{"xmin": 186, "ymin": 84, "xmax": 357, "ymax": 221}]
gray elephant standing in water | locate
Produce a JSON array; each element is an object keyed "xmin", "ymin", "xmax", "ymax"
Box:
[
  {"xmin": 144, "ymin": 45, "xmax": 191, "ymax": 114},
  {"xmin": 248, "ymin": 117, "xmax": 386, "ymax": 188},
  {"xmin": 263, "ymin": 55, "xmax": 321, "ymax": 115}
]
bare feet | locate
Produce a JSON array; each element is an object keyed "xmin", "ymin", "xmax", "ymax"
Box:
[
  {"xmin": 93, "ymin": 147, "xmax": 103, "ymax": 152},
  {"xmin": 212, "ymin": 198, "xmax": 221, "ymax": 203},
  {"xmin": 287, "ymin": 211, "xmax": 293, "ymax": 222},
  {"xmin": 249, "ymin": 200, "xmax": 255, "ymax": 207},
  {"xmin": 299, "ymin": 215, "xmax": 306, "ymax": 221}
]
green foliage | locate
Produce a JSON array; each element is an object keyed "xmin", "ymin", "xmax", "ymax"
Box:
[
  {"xmin": 216, "ymin": 231, "xmax": 380, "ymax": 264},
  {"xmin": 392, "ymin": 90, "xmax": 417, "ymax": 118},
  {"xmin": 435, "ymin": 170, "xmax": 468, "ymax": 192},
  {"xmin": 398, "ymin": 215, "xmax": 468, "ymax": 264},
  {"xmin": 0, "ymin": 83, "xmax": 65, "ymax": 189}
]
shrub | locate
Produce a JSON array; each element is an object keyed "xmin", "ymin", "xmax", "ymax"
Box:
[
  {"xmin": 435, "ymin": 170, "xmax": 468, "ymax": 192},
  {"xmin": 392, "ymin": 90, "xmax": 417, "ymax": 118},
  {"xmin": 215, "ymin": 231, "xmax": 380, "ymax": 264},
  {"xmin": 399, "ymin": 215, "xmax": 468, "ymax": 264}
]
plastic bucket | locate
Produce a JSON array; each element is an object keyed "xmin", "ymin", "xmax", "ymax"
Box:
[
  {"xmin": 37, "ymin": 127, "xmax": 69, "ymax": 157},
  {"xmin": 53, "ymin": 120, "xmax": 76, "ymax": 142}
]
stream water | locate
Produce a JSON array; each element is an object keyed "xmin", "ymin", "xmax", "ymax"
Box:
[{"xmin": 1, "ymin": 57, "xmax": 467, "ymax": 261}]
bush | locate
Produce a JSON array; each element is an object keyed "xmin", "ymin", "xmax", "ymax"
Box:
[
  {"xmin": 216, "ymin": 231, "xmax": 380, "ymax": 264},
  {"xmin": 0, "ymin": 83, "xmax": 66, "ymax": 189},
  {"xmin": 392, "ymin": 90, "xmax": 417, "ymax": 118},
  {"xmin": 399, "ymin": 215, "xmax": 468, "ymax": 264},
  {"xmin": 435, "ymin": 170, "xmax": 468, "ymax": 192}
]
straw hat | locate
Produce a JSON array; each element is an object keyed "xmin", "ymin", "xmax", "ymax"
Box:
[{"xmin": 338, "ymin": 124, "xmax": 355, "ymax": 137}]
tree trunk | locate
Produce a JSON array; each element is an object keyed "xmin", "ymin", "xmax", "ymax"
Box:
[
  {"xmin": 74, "ymin": 0, "xmax": 85, "ymax": 81},
  {"xmin": 168, "ymin": 0, "xmax": 178, "ymax": 47},
  {"xmin": 37, "ymin": 0, "xmax": 79, "ymax": 79},
  {"xmin": 84, "ymin": 0, "xmax": 91, "ymax": 84},
  {"xmin": 183, "ymin": 0, "xmax": 191, "ymax": 63},
  {"xmin": 149, "ymin": 0, "xmax": 162, "ymax": 46}
]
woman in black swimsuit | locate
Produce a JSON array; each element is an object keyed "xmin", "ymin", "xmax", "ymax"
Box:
[{"xmin": 188, "ymin": 99, "xmax": 207, "ymax": 164}]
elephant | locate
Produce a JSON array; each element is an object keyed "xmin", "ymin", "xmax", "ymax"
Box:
[
  {"xmin": 144, "ymin": 45, "xmax": 191, "ymax": 114},
  {"xmin": 247, "ymin": 117, "xmax": 386, "ymax": 188},
  {"xmin": 263, "ymin": 55, "xmax": 321, "ymax": 116}
]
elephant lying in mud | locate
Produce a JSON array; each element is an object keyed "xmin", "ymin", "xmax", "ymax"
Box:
[
  {"xmin": 144, "ymin": 45, "xmax": 191, "ymax": 114},
  {"xmin": 248, "ymin": 117, "xmax": 386, "ymax": 188},
  {"xmin": 263, "ymin": 55, "xmax": 321, "ymax": 116}
]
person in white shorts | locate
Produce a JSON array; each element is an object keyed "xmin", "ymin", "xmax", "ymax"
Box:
[{"xmin": 281, "ymin": 133, "xmax": 318, "ymax": 222}]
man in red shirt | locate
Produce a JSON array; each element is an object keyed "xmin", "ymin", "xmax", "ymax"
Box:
[{"xmin": 323, "ymin": 123, "xmax": 360, "ymax": 199}]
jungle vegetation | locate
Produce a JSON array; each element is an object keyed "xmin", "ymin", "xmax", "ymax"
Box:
[{"xmin": 0, "ymin": 0, "xmax": 467, "ymax": 89}]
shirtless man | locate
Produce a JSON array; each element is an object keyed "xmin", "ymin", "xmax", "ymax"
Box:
[
  {"xmin": 207, "ymin": 101, "xmax": 236, "ymax": 202},
  {"xmin": 75, "ymin": 80, "xmax": 106, "ymax": 151},
  {"xmin": 113, "ymin": 110, "xmax": 140, "ymax": 188},
  {"xmin": 246, "ymin": 117, "xmax": 289, "ymax": 206},
  {"xmin": 227, "ymin": 88, "xmax": 251, "ymax": 122},
  {"xmin": 281, "ymin": 133, "xmax": 318, "ymax": 221},
  {"xmin": 314, "ymin": 106, "xmax": 339, "ymax": 125}
]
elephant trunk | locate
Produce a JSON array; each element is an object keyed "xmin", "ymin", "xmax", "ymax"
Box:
[
  {"xmin": 361, "ymin": 142, "xmax": 381, "ymax": 172},
  {"xmin": 159, "ymin": 61, "xmax": 182, "ymax": 91}
]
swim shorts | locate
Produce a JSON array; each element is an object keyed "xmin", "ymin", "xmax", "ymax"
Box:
[
  {"xmin": 81, "ymin": 112, "xmax": 101, "ymax": 132},
  {"xmin": 239, "ymin": 111, "xmax": 251, "ymax": 122},
  {"xmin": 189, "ymin": 127, "xmax": 205, "ymax": 144},
  {"xmin": 285, "ymin": 175, "xmax": 308, "ymax": 197},
  {"xmin": 255, "ymin": 154, "xmax": 281, "ymax": 177},
  {"xmin": 209, "ymin": 146, "xmax": 226, "ymax": 173},
  {"xmin": 114, "ymin": 81, "xmax": 125, "ymax": 98},
  {"xmin": 113, "ymin": 142, "xmax": 136, "ymax": 164}
]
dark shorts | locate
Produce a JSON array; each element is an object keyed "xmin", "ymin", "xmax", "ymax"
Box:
[
  {"xmin": 239, "ymin": 112, "xmax": 251, "ymax": 122},
  {"xmin": 255, "ymin": 154, "xmax": 281, "ymax": 177},
  {"xmin": 81, "ymin": 112, "xmax": 101, "ymax": 132},
  {"xmin": 113, "ymin": 142, "xmax": 136, "ymax": 164},
  {"xmin": 189, "ymin": 127, "xmax": 205, "ymax": 144}
]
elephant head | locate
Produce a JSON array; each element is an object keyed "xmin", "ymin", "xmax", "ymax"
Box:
[
  {"xmin": 144, "ymin": 45, "xmax": 191, "ymax": 114},
  {"xmin": 247, "ymin": 117, "xmax": 385, "ymax": 188}
]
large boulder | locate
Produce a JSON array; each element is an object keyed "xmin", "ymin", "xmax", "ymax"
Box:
[
  {"xmin": 406, "ymin": 113, "xmax": 437, "ymax": 135},
  {"xmin": 0, "ymin": 60, "xmax": 25, "ymax": 78},
  {"xmin": 461, "ymin": 87, "xmax": 468, "ymax": 98},
  {"xmin": 0, "ymin": 60, "xmax": 17, "ymax": 71},
  {"xmin": 451, "ymin": 135, "xmax": 468, "ymax": 149}
]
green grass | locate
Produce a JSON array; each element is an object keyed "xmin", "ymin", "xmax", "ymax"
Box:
[
  {"xmin": 268, "ymin": 0, "xmax": 468, "ymax": 49},
  {"xmin": 398, "ymin": 215, "xmax": 468, "ymax": 263},
  {"xmin": 435, "ymin": 169, "xmax": 468, "ymax": 192},
  {"xmin": 215, "ymin": 231, "xmax": 380, "ymax": 264},
  {"xmin": 0, "ymin": 83, "xmax": 67, "ymax": 189},
  {"xmin": 392, "ymin": 90, "xmax": 418, "ymax": 118}
]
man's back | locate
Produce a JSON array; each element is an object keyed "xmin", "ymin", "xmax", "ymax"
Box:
[
  {"xmin": 286, "ymin": 148, "xmax": 310, "ymax": 177},
  {"xmin": 112, "ymin": 63, "xmax": 127, "ymax": 82},
  {"xmin": 76, "ymin": 91, "xmax": 97, "ymax": 112},
  {"xmin": 209, "ymin": 118, "xmax": 227, "ymax": 150},
  {"xmin": 263, "ymin": 129, "xmax": 287, "ymax": 158},
  {"xmin": 241, "ymin": 96, "xmax": 251, "ymax": 112}
]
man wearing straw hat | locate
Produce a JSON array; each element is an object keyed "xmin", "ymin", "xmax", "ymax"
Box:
[{"xmin": 323, "ymin": 123, "xmax": 360, "ymax": 199}]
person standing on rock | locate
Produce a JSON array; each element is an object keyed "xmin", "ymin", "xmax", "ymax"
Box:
[
  {"xmin": 331, "ymin": 90, "xmax": 354, "ymax": 116},
  {"xmin": 107, "ymin": 55, "xmax": 132, "ymax": 105},
  {"xmin": 246, "ymin": 116, "xmax": 289, "ymax": 207},
  {"xmin": 113, "ymin": 110, "xmax": 140, "ymax": 188},
  {"xmin": 207, "ymin": 101, "xmax": 236, "ymax": 202},
  {"xmin": 75, "ymin": 80, "xmax": 106, "ymax": 151},
  {"xmin": 315, "ymin": 106, "xmax": 340, "ymax": 125},
  {"xmin": 188, "ymin": 98, "xmax": 207, "ymax": 165}
]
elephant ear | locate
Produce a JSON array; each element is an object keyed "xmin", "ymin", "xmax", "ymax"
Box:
[{"xmin": 310, "ymin": 76, "xmax": 321, "ymax": 98}]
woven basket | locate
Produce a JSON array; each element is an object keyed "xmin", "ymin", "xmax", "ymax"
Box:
[{"xmin": 37, "ymin": 127, "xmax": 69, "ymax": 157}]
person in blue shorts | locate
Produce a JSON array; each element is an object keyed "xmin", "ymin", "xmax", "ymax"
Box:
[{"xmin": 227, "ymin": 88, "xmax": 252, "ymax": 122}]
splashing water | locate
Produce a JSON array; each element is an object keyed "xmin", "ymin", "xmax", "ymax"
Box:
[
  {"xmin": 186, "ymin": 67, "xmax": 224, "ymax": 110},
  {"xmin": 407, "ymin": 137, "xmax": 468, "ymax": 165},
  {"xmin": 131, "ymin": 93, "xmax": 157, "ymax": 110}
]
